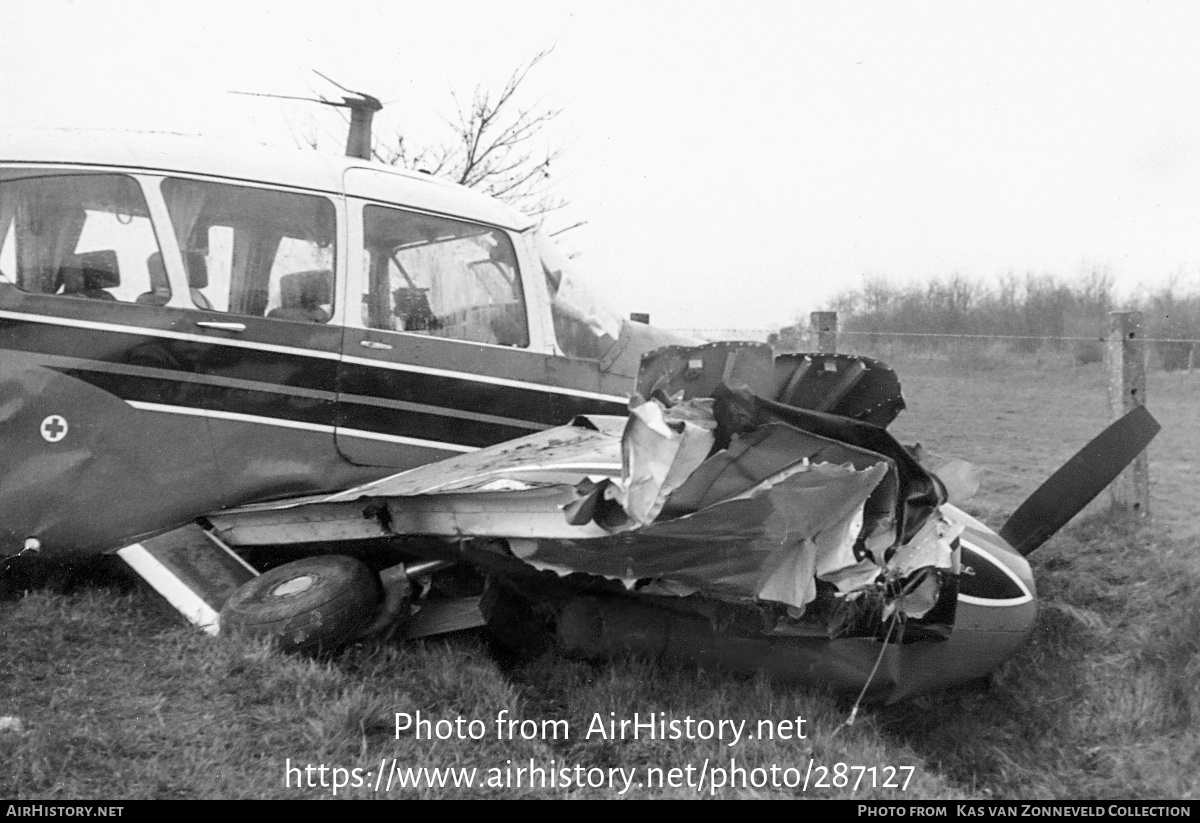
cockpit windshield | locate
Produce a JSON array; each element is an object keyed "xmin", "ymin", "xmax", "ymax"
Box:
[{"xmin": 533, "ymin": 230, "xmax": 623, "ymax": 360}]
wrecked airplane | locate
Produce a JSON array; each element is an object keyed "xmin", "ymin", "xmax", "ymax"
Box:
[{"xmin": 0, "ymin": 122, "xmax": 1159, "ymax": 702}]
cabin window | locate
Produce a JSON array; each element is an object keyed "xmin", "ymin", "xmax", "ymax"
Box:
[
  {"xmin": 0, "ymin": 171, "xmax": 169, "ymax": 304},
  {"xmin": 532, "ymin": 229, "xmax": 622, "ymax": 360},
  {"xmin": 160, "ymin": 178, "xmax": 336, "ymax": 321},
  {"xmin": 362, "ymin": 205, "xmax": 528, "ymax": 348}
]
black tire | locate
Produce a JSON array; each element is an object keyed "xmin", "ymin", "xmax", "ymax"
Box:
[{"xmin": 220, "ymin": 555, "xmax": 382, "ymax": 653}]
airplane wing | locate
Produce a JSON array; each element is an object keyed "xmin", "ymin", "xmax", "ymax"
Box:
[{"xmin": 204, "ymin": 385, "xmax": 957, "ymax": 620}]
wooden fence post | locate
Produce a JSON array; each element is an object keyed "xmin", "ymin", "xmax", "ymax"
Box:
[
  {"xmin": 1107, "ymin": 311, "xmax": 1150, "ymax": 518},
  {"xmin": 811, "ymin": 311, "xmax": 838, "ymax": 354}
]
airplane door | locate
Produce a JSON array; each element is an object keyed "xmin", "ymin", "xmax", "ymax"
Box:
[
  {"xmin": 335, "ymin": 193, "xmax": 569, "ymax": 469},
  {"xmin": 155, "ymin": 176, "xmax": 359, "ymax": 502}
]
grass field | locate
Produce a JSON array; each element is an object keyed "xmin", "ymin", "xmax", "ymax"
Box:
[{"xmin": 2, "ymin": 355, "xmax": 1197, "ymax": 799}]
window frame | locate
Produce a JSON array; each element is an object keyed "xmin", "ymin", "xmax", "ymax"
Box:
[
  {"xmin": 155, "ymin": 174, "xmax": 346, "ymax": 325},
  {"xmin": 0, "ymin": 168, "xmax": 174, "ymax": 306},
  {"xmin": 347, "ymin": 198, "xmax": 534, "ymax": 350}
]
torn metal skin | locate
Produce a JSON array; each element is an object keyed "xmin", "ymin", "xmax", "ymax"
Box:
[{"xmin": 209, "ymin": 349, "xmax": 993, "ymax": 702}]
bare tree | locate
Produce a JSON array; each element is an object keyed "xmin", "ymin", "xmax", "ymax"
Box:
[{"xmin": 374, "ymin": 49, "xmax": 567, "ymax": 219}]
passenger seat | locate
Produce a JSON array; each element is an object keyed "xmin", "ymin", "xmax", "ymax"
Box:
[
  {"xmin": 268, "ymin": 270, "xmax": 332, "ymax": 323},
  {"xmin": 136, "ymin": 251, "xmax": 212, "ymax": 308},
  {"xmin": 136, "ymin": 252, "xmax": 172, "ymax": 306},
  {"xmin": 59, "ymin": 250, "xmax": 120, "ymax": 300},
  {"xmin": 183, "ymin": 251, "xmax": 213, "ymax": 310}
]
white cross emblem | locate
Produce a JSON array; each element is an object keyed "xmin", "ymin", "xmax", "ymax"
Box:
[{"xmin": 40, "ymin": 415, "xmax": 69, "ymax": 443}]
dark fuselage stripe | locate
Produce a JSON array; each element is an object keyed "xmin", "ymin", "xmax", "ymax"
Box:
[
  {"xmin": 336, "ymin": 360, "xmax": 626, "ymax": 425},
  {"xmin": 0, "ymin": 315, "xmax": 336, "ymax": 390},
  {"xmin": 125, "ymin": 402, "xmax": 478, "ymax": 453},
  {"xmin": 56, "ymin": 368, "xmax": 540, "ymax": 448},
  {"xmin": 0, "ymin": 313, "xmax": 627, "ymax": 426},
  {"xmin": 337, "ymin": 390, "xmax": 547, "ymax": 432},
  {"xmin": 21, "ymin": 351, "xmax": 337, "ymax": 400},
  {"xmin": 26, "ymin": 351, "xmax": 547, "ymax": 433}
]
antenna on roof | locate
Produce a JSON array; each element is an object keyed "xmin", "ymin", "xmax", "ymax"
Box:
[
  {"xmin": 230, "ymin": 71, "xmax": 383, "ymax": 160},
  {"xmin": 311, "ymin": 71, "xmax": 383, "ymax": 160}
]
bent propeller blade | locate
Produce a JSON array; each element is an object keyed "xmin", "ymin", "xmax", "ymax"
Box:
[{"xmin": 999, "ymin": 405, "xmax": 1160, "ymax": 556}]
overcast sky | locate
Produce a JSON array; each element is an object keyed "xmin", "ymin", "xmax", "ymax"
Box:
[{"xmin": 5, "ymin": 1, "xmax": 1200, "ymax": 333}]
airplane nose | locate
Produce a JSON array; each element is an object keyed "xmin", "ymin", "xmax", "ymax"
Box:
[{"xmin": 883, "ymin": 504, "xmax": 1040, "ymax": 701}]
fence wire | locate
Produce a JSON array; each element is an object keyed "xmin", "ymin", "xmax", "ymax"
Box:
[{"xmin": 664, "ymin": 328, "xmax": 1200, "ymax": 345}]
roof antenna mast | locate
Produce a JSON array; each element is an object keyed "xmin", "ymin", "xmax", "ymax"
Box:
[
  {"xmin": 342, "ymin": 94, "xmax": 383, "ymax": 159},
  {"xmin": 313, "ymin": 71, "xmax": 383, "ymax": 160},
  {"xmin": 230, "ymin": 70, "xmax": 384, "ymax": 160}
]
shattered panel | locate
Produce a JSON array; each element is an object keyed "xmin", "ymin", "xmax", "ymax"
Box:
[
  {"xmin": 773, "ymin": 352, "xmax": 906, "ymax": 427},
  {"xmin": 637, "ymin": 341, "xmax": 777, "ymax": 401},
  {"xmin": 613, "ymin": 395, "xmax": 716, "ymax": 525},
  {"xmin": 710, "ymin": 384, "xmax": 944, "ymax": 545},
  {"xmin": 211, "ymin": 349, "xmax": 957, "ymax": 652},
  {"xmin": 326, "ymin": 415, "xmax": 627, "ymax": 499},
  {"xmin": 324, "ymin": 386, "xmax": 953, "ymax": 624},
  {"xmin": 523, "ymin": 458, "xmax": 889, "ymax": 610}
]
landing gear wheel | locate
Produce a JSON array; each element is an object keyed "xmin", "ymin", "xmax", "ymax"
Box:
[{"xmin": 220, "ymin": 555, "xmax": 382, "ymax": 654}]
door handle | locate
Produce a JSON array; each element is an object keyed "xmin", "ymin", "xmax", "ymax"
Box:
[
  {"xmin": 360, "ymin": 340, "xmax": 393, "ymax": 351},
  {"xmin": 195, "ymin": 321, "xmax": 246, "ymax": 332}
]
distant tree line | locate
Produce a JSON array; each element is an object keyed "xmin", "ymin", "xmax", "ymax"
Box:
[{"xmin": 775, "ymin": 271, "xmax": 1200, "ymax": 369}]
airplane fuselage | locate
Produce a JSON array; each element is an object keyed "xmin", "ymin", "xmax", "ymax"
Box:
[
  {"xmin": 0, "ymin": 129, "xmax": 681, "ymax": 560},
  {"xmin": 0, "ymin": 128, "xmax": 1039, "ymax": 700}
]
